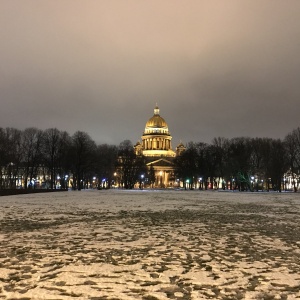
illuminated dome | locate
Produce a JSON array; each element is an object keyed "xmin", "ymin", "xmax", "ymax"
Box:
[
  {"xmin": 145, "ymin": 105, "xmax": 168, "ymax": 128},
  {"xmin": 145, "ymin": 115, "xmax": 168, "ymax": 128},
  {"xmin": 136, "ymin": 104, "xmax": 175, "ymax": 157},
  {"xmin": 144, "ymin": 105, "xmax": 169, "ymax": 135}
]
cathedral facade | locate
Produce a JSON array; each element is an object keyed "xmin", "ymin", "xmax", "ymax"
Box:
[{"xmin": 134, "ymin": 105, "xmax": 185, "ymax": 188}]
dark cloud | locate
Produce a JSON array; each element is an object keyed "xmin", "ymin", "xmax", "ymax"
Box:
[{"xmin": 1, "ymin": 1, "xmax": 300, "ymax": 146}]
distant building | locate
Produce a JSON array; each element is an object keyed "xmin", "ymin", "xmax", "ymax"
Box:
[{"xmin": 134, "ymin": 104, "xmax": 185, "ymax": 187}]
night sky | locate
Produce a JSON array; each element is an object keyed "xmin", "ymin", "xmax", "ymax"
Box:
[{"xmin": 1, "ymin": 1, "xmax": 300, "ymax": 146}]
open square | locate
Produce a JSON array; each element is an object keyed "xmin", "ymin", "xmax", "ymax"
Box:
[{"xmin": 0, "ymin": 190, "xmax": 299, "ymax": 299}]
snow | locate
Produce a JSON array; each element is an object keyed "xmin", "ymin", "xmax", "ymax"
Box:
[{"xmin": 0, "ymin": 189, "xmax": 300, "ymax": 299}]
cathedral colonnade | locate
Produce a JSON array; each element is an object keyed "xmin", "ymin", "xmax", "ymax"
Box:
[{"xmin": 143, "ymin": 138, "xmax": 171, "ymax": 151}]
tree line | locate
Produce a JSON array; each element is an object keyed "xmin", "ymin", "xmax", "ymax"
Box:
[
  {"xmin": 0, "ymin": 126, "xmax": 299, "ymax": 191},
  {"xmin": 0, "ymin": 127, "xmax": 118, "ymax": 190},
  {"xmin": 174, "ymin": 128, "xmax": 300, "ymax": 192}
]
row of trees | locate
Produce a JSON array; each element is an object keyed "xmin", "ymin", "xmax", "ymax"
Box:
[
  {"xmin": 0, "ymin": 127, "xmax": 118, "ymax": 190},
  {"xmin": 0, "ymin": 127, "xmax": 152, "ymax": 191},
  {"xmin": 1, "ymin": 126, "xmax": 300, "ymax": 191},
  {"xmin": 174, "ymin": 128, "xmax": 300, "ymax": 192}
]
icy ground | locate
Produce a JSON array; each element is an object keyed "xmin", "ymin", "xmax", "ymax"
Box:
[{"xmin": 0, "ymin": 190, "xmax": 300, "ymax": 300}]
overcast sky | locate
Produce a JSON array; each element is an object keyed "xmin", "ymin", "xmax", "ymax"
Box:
[{"xmin": 1, "ymin": 1, "xmax": 300, "ymax": 146}]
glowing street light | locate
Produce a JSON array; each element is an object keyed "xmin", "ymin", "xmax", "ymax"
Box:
[
  {"xmin": 185, "ymin": 178, "xmax": 190, "ymax": 190},
  {"xmin": 250, "ymin": 176, "xmax": 254, "ymax": 191},
  {"xmin": 140, "ymin": 174, "xmax": 144, "ymax": 189},
  {"xmin": 113, "ymin": 172, "xmax": 118, "ymax": 188},
  {"xmin": 231, "ymin": 178, "xmax": 235, "ymax": 190},
  {"xmin": 198, "ymin": 177, "xmax": 202, "ymax": 190},
  {"xmin": 283, "ymin": 177, "xmax": 287, "ymax": 191}
]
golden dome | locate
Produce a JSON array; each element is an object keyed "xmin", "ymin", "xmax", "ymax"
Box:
[
  {"xmin": 145, "ymin": 105, "xmax": 168, "ymax": 129},
  {"xmin": 146, "ymin": 115, "xmax": 168, "ymax": 128}
]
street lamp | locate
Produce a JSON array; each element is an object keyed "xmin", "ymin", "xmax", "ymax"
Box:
[
  {"xmin": 140, "ymin": 174, "xmax": 144, "ymax": 189},
  {"xmin": 251, "ymin": 176, "xmax": 254, "ymax": 191},
  {"xmin": 186, "ymin": 179, "xmax": 189, "ymax": 190},
  {"xmin": 198, "ymin": 177, "xmax": 202, "ymax": 190},
  {"xmin": 283, "ymin": 177, "xmax": 287, "ymax": 191},
  {"xmin": 113, "ymin": 172, "xmax": 117, "ymax": 188},
  {"xmin": 268, "ymin": 178, "xmax": 271, "ymax": 192},
  {"xmin": 64, "ymin": 175, "xmax": 69, "ymax": 190}
]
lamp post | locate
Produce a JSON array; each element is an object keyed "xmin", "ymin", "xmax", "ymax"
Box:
[
  {"xmin": 57, "ymin": 176, "xmax": 61, "ymax": 189},
  {"xmin": 64, "ymin": 175, "xmax": 69, "ymax": 190},
  {"xmin": 251, "ymin": 176, "xmax": 254, "ymax": 191},
  {"xmin": 140, "ymin": 174, "xmax": 144, "ymax": 189},
  {"xmin": 232, "ymin": 178, "xmax": 235, "ymax": 190},
  {"xmin": 113, "ymin": 172, "xmax": 117, "ymax": 188},
  {"xmin": 268, "ymin": 178, "xmax": 271, "ymax": 192},
  {"xmin": 198, "ymin": 177, "xmax": 202, "ymax": 190},
  {"xmin": 186, "ymin": 179, "xmax": 189, "ymax": 190},
  {"xmin": 283, "ymin": 176, "xmax": 287, "ymax": 191}
]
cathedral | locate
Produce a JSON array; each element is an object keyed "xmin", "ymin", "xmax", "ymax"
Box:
[{"xmin": 134, "ymin": 104, "xmax": 185, "ymax": 188}]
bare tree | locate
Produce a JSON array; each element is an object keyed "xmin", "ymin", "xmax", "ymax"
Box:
[
  {"xmin": 116, "ymin": 140, "xmax": 146, "ymax": 189},
  {"xmin": 284, "ymin": 127, "xmax": 300, "ymax": 191},
  {"xmin": 268, "ymin": 139, "xmax": 288, "ymax": 192},
  {"xmin": 42, "ymin": 128, "xmax": 62, "ymax": 189},
  {"xmin": 21, "ymin": 128, "xmax": 43, "ymax": 189},
  {"xmin": 226, "ymin": 137, "xmax": 253, "ymax": 191},
  {"xmin": 5, "ymin": 128, "xmax": 23, "ymax": 188},
  {"xmin": 94, "ymin": 144, "xmax": 118, "ymax": 188},
  {"xmin": 70, "ymin": 131, "xmax": 96, "ymax": 190},
  {"xmin": 0, "ymin": 128, "xmax": 22, "ymax": 188},
  {"xmin": 211, "ymin": 137, "xmax": 229, "ymax": 189},
  {"xmin": 41, "ymin": 128, "xmax": 72, "ymax": 189}
]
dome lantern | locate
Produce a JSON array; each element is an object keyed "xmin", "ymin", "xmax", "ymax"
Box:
[{"xmin": 154, "ymin": 103, "xmax": 160, "ymax": 116}]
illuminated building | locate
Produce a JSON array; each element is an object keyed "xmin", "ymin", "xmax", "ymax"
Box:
[{"xmin": 134, "ymin": 104, "xmax": 185, "ymax": 187}]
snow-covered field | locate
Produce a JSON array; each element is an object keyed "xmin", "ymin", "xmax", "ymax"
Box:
[{"xmin": 0, "ymin": 189, "xmax": 299, "ymax": 300}]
